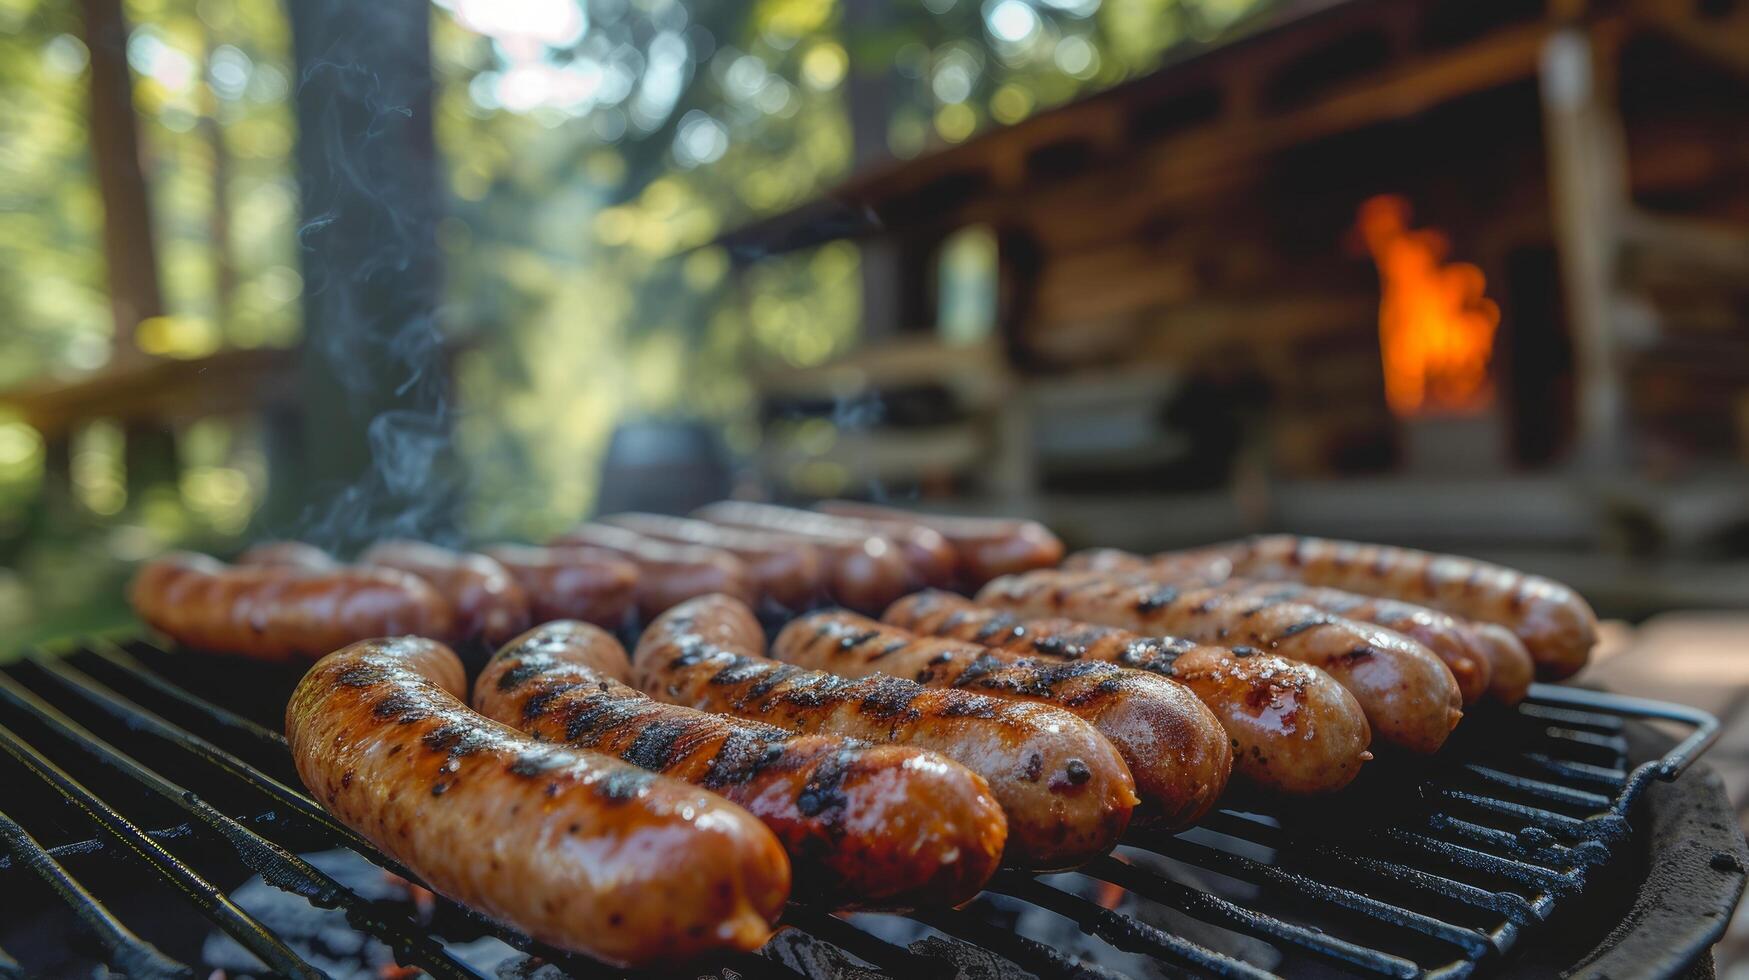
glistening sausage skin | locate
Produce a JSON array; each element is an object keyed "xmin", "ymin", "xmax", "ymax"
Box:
[
  {"xmin": 473, "ymin": 621, "xmax": 1007, "ymax": 909},
  {"xmin": 883, "ymin": 590, "xmax": 1372, "ymax": 794},
  {"xmin": 285, "ymin": 636, "xmax": 788, "ymax": 967},
  {"xmin": 633, "ymin": 595, "xmax": 1138, "ymax": 871}
]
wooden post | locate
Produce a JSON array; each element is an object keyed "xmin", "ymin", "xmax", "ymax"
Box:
[
  {"xmin": 283, "ymin": 0, "xmax": 456, "ymax": 549},
  {"xmin": 1540, "ymin": 26, "xmax": 1629, "ymax": 470},
  {"xmin": 80, "ymin": 0, "xmax": 164, "ymax": 355}
]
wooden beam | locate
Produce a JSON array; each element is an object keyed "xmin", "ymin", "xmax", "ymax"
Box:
[{"xmin": 1540, "ymin": 26, "xmax": 1631, "ymax": 470}]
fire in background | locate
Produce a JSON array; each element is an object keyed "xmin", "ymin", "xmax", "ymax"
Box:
[{"xmin": 1357, "ymin": 195, "xmax": 1500, "ymax": 418}]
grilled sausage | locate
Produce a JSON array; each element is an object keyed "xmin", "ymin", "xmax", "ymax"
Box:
[
  {"xmin": 596, "ymin": 513, "xmax": 827, "ymax": 611},
  {"xmin": 691, "ymin": 502, "xmax": 914, "ymax": 612},
  {"xmin": 784, "ymin": 506, "xmax": 958, "ymax": 589},
  {"xmin": 817, "ymin": 501, "xmax": 1063, "ymax": 588},
  {"xmin": 1200, "ymin": 535, "xmax": 1597, "ymax": 680},
  {"xmin": 286, "ymin": 636, "xmax": 788, "ymax": 966},
  {"xmin": 884, "ymin": 590, "xmax": 1372, "ymax": 794},
  {"xmin": 634, "ymin": 595, "xmax": 1137, "ymax": 870},
  {"xmin": 358, "ymin": 540, "xmax": 532, "ymax": 648},
  {"xmin": 1087, "ymin": 547, "xmax": 1524, "ymax": 707},
  {"xmin": 1470, "ymin": 622, "xmax": 1534, "ymax": 705},
  {"xmin": 1241, "ymin": 581, "xmax": 1488, "ymax": 704},
  {"xmin": 772, "ymin": 611, "xmax": 1231, "ymax": 828},
  {"xmin": 550, "ymin": 524, "xmax": 755, "ymax": 619},
  {"xmin": 976, "ymin": 570, "xmax": 1462, "ymax": 754},
  {"xmin": 235, "ymin": 540, "xmax": 338, "ymax": 569},
  {"xmin": 474, "ymin": 621, "xmax": 1007, "ymax": 908},
  {"xmin": 1168, "ymin": 578, "xmax": 1492, "ymax": 706},
  {"xmin": 129, "ymin": 552, "xmax": 456, "ymax": 660},
  {"xmin": 480, "ymin": 544, "xmax": 639, "ymax": 629}
]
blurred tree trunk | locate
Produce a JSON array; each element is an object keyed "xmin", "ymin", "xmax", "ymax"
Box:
[
  {"xmin": 80, "ymin": 0, "xmax": 163, "ymax": 356},
  {"xmin": 276, "ymin": 0, "xmax": 456, "ymax": 548}
]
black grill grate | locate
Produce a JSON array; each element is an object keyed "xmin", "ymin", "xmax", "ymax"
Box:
[{"xmin": 0, "ymin": 635, "xmax": 1724, "ymax": 979}]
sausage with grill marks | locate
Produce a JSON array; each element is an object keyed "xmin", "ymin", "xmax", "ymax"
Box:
[
  {"xmin": 816, "ymin": 501, "xmax": 1062, "ymax": 588},
  {"xmin": 633, "ymin": 595, "xmax": 1137, "ymax": 870},
  {"xmin": 1215, "ymin": 580, "xmax": 1490, "ymax": 705},
  {"xmin": 550, "ymin": 524, "xmax": 756, "ymax": 619},
  {"xmin": 1077, "ymin": 548, "xmax": 1527, "ymax": 707},
  {"xmin": 596, "ymin": 512, "xmax": 828, "ymax": 611},
  {"xmin": 285, "ymin": 636, "xmax": 788, "ymax": 966},
  {"xmin": 1194, "ymin": 535, "xmax": 1596, "ymax": 680},
  {"xmin": 691, "ymin": 501, "xmax": 924, "ymax": 610},
  {"xmin": 976, "ymin": 570, "xmax": 1462, "ymax": 755},
  {"xmin": 480, "ymin": 544, "xmax": 639, "ymax": 630},
  {"xmin": 772, "ymin": 610, "xmax": 1230, "ymax": 828},
  {"xmin": 474, "ymin": 621, "xmax": 1006, "ymax": 908},
  {"xmin": 884, "ymin": 590, "xmax": 1371, "ymax": 794},
  {"xmin": 359, "ymin": 540, "xmax": 532, "ymax": 648},
  {"xmin": 130, "ymin": 552, "xmax": 457, "ymax": 659}
]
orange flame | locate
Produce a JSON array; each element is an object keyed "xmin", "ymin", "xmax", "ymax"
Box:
[{"xmin": 1357, "ymin": 195, "xmax": 1499, "ymax": 417}]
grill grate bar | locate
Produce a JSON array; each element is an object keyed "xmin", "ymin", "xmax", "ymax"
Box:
[
  {"xmin": 1386, "ymin": 831, "xmax": 1574, "ymax": 894},
  {"xmin": 1434, "ymin": 788, "xmax": 1593, "ymax": 838},
  {"xmin": 1189, "ymin": 810, "xmax": 1548, "ymax": 924},
  {"xmin": 1424, "ymin": 813, "xmax": 1591, "ymax": 870},
  {"xmin": 0, "ymin": 718, "xmax": 321, "ymax": 979},
  {"xmin": 1516, "ymin": 753, "xmax": 1625, "ymax": 791},
  {"xmin": 1460, "ymin": 765, "xmax": 1615, "ymax": 812},
  {"xmin": 0, "ymin": 673, "xmax": 486, "ymax": 980},
  {"xmin": 1334, "ymin": 851, "xmax": 1546, "ymax": 926},
  {"xmin": 1516, "ymin": 702, "xmax": 1625, "ymax": 733},
  {"xmin": 93, "ymin": 642, "xmax": 290, "ymax": 750},
  {"xmin": 0, "ymin": 808, "xmax": 194, "ymax": 979},
  {"xmin": 1143, "ymin": 835, "xmax": 1495, "ymax": 958},
  {"xmin": 990, "ymin": 872, "xmax": 1280, "ymax": 979},
  {"xmin": 910, "ymin": 904, "xmax": 1135, "ymax": 980},
  {"xmin": 1086, "ymin": 854, "xmax": 1420, "ymax": 977}
]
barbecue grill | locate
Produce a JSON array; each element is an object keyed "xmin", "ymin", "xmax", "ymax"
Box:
[{"xmin": 0, "ymin": 632, "xmax": 1742, "ymax": 979}]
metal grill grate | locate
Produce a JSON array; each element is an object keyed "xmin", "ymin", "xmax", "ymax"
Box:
[{"xmin": 0, "ymin": 634, "xmax": 1725, "ymax": 979}]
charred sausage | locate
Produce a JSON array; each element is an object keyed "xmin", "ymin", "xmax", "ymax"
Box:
[
  {"xmin": 129, "ymin": 552, "xmax": 456, "ymax": 660},
  {"xmin": 1201, "ymin": 535, "xmax": 1597, "ymax": 680},
  {"xmin": 474, "ymin": 621, "xmax": 1007, "ymax": 908},
  {"xmin": 358, "ymin": 540, "xmax": 532, "ymax": 648},
  {"xmin": 816, "ymin": 501, "xmax": 1064, "ymax": 588},
  {"xmin": 976, "ymin": 570, "xmax": 1463, "ymax": 754},
  {"xmin": 772, "ymin": 610, "xmax": 1231, "ymax": 827},
  {"xmin": 691, "ymin": 502, "xmax": 914, "ymax": 612},
  {"xmin": 286, "ymin": 636, "xmax": 788, "ymax": 966},
  {"xmin": 633, "ymin": 595, "xmax": 1137, "ymax": 870},
  {"xmin": 884, "ymin": 590, "xmax": 1372, "ymax": 794},
  {"xmin": 550, "ymin": 524, "xmax": 755, "ymax": 619},
  {"xmin": 480, "ymin": 544, "xmax": 639, "ymax": 629},
  {"xmin": 596, "ymin": 512, "xmax": 827, "ymax": 611}
]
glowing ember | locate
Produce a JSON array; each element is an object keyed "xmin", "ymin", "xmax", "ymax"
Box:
[{"xmin": 1356, "ymin": 195, "xmax": 1500, "ymax": 417}]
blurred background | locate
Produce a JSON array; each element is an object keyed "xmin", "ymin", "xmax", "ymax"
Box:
[{"xmin": 3, "ymin": 0, "xmax": 1749, "ymax": 656}]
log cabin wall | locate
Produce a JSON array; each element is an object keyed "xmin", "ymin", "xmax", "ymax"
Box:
[{"xmin": 729, "ymin": 0, "xmax": 1749, "ymax": 494}]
